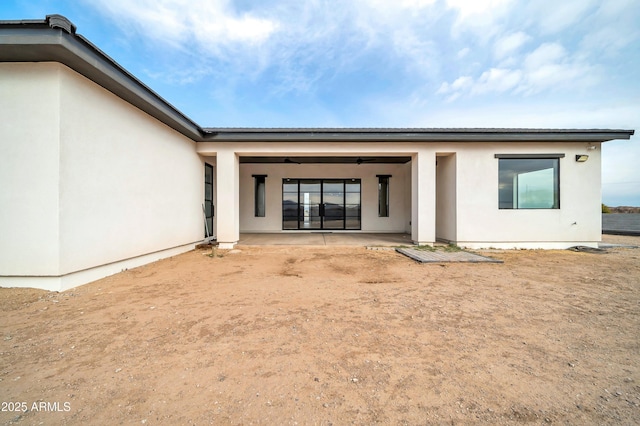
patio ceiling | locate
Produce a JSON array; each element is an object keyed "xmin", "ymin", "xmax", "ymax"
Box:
[{"xmin": 239, "ymin": 156, "xmax": 412, "ymax": 164}]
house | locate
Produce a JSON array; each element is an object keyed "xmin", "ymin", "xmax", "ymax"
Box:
[{"xmin": 0, "ymin": 15, "xmax": 635, "ymax": 292}]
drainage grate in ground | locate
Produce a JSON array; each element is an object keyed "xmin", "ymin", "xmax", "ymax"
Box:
[{"xmin": 396, "ymin": 248, "xmax": 503, "ymax": 263}]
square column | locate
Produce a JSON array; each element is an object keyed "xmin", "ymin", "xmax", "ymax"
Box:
[
  {"xmin": 411, "ymin": 149, "xmax": 436, "ymax": 245},
  {"xmin": 215, "ymin": 150, "xmax": 240, "ymax": 248}
]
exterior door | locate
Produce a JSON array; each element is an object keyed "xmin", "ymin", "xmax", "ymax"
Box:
[
  {"xmin": 282, "ymin": 179, "xmax": 361, "ymax": 230},
  {"xmin": 322, "ymin": 180, "xmax": 345, "ymax": 229}
]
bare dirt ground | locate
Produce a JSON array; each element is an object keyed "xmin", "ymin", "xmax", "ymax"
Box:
[{"xmin": 1, "ymin": 235, "xmax": 639, "ymax": 425}]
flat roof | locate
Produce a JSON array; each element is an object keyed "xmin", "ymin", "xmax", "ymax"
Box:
[
  {"xmin": 0, "ymin": 15, "xmax": 635, "ymax": 144},
  {"xmin": 204, "ymin": 127, "xmax": 635, "ymax": 142}
]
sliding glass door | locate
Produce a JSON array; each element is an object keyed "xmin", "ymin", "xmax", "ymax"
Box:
[{"xmin": 283, "ymin": 179, "xmax": 361, "ymax": 230}]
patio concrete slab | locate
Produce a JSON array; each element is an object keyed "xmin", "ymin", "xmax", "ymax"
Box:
[
  {"xmin": 396, "ymin": 247, "xmax": 503, "ymax": 263},
  {"xmin": 238, "ymin": 233, "xmax": 413, "ymax": 246}
]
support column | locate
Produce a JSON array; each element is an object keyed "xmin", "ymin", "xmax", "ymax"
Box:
[
  {"xmin": 215, "ymin": 150, "xmax": 239, "ymax": 248},
  {"xmin": 411, "ymin": 149, "xmax": 436, "ymax": 245}
]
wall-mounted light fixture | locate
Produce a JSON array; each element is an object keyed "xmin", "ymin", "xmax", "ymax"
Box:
[
  {"xmin": 575, "ymin": 154, "xmax": 589, "ymax": 162},
  {"xmin": 587, "ymin": 144, "xmax": 596, "ymax": 151}
]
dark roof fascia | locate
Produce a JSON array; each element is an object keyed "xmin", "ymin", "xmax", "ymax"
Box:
[
  {"xmin": 0, "ymin": 15, "xmax": 203, "ymax": 140},
  {"xmin": 202, "ymin": 128, "xmax": 635, "ymax": 143}
]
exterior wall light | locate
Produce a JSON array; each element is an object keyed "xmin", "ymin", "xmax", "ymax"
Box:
[{"xmin": 575, "ymin": 155, "xmax": 589, "ymax": 162}]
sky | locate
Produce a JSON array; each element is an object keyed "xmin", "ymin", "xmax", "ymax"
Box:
[{"xmin": 2, "ymin": 0, "xmax": 639, "ymax": 206}]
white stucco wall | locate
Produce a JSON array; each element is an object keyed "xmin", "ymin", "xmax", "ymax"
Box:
[
  {"xmin": 201, "ymin": 140, "xmax": 605, "ymax": 248},
  {"xmin": 198, "ymin": 142, "xmax": 423, "ymax": 245},
  {"xmin": 411, "ymin": 148, "xmax": 437, "ymax": 244},
  {"xmin": 57, "ymin": 64, "xmax": 204, "ymax": 274},
  {"xmin": 239, "ymin": 163, "xmax": 410, "ymax": 232},
  {"xmin": 436, "ymin": 153, "xmax": 457, "ymax": 242},
  {"xmin": 454, "ymin": 142, "xmax": 602, "ymax": 248},
  {"xmin": 0, "ymin": 63, "xmax": 62, "ymax": 276},
  {"xmin": 1, "ymin": 63, "xmax": 204, "ymax": 290}
]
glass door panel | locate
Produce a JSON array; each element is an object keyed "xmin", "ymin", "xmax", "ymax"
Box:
[
  {"xmin": 282, "ymin": 178, "xmax": 360, "ymax": 230},
  {"xmin": 322, "ymin": 180, "xmax": 344, "ymax": 230},
  {"xmin": 345, "ymin": 180, "xmax": 361, "ymax": 230},
  {"xmin": 282, "ymin": 179, "xmax": 299, "ymax": 229},
  {"xmin": 300, "ymin": 180, "xmax": 321, "ymax": 192},
  {"xmin": 299, "ymin": 180, "xmax": 321, "ymax": 229}
]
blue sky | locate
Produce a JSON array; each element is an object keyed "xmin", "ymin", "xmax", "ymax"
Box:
[{"xmin": 3, "ymin": 0, "xmax": 639, "ymax": 206}]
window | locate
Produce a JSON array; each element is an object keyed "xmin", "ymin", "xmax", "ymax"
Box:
[
  {"xmin": 496, "ymin": 155, "xmax": 561, "ymax": 209},
  {"xmin": 204, "ymin": 164, "xmax": 214, "ymax": 237},
  {"xmin": 253, "ymin": 175, "xmax": 266, "ymax": 217},
  {"xmin": 377, "ymin": 175, "xmax": 390, "ymax": 217}
]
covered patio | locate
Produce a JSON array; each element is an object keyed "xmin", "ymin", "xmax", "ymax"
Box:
[{"xmin": 237, "ymin": 232, "xmax": 413, "ymax": 246}]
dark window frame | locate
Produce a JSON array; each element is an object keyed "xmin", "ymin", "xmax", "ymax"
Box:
[
  {"xmin": 281, "ymin": 178, "xmax": 361, "ymax": 230},
  {"xmin": 377, "ymin": 175, "xmax": 391, "ymax": 217},
  {"xmin": 496, "ymin": 155, "xmax": 562, "ymax": 210},
  {"xmin": 253, "ymin": 174, "xmax": 267, "ymax": 217},
  {"xmin": 204, "ymin": 163, "xmax": 214, "ymax": 237}
]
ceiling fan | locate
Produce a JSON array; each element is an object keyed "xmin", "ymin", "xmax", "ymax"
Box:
[{"xmin": 356, "ymin": 157, "xmax": 376, "ymax": 165}]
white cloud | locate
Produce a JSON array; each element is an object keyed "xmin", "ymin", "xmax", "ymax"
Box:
[
  {"xmin": 390, "ymin": 28, "xmax": 440, "ymax": 77},
  {"xmin": 457, "ymin": 47, "xmax": 470, "ymax": 58},
  {"xmin": 444, "ymin": 0, "xmax": 515, "ymax": 42},
  {"xmin": 472, "ymin": 68, "xmax": 523, "ymax": 94},
  {"xmin": 449, "ymin": 75, "xmax": 474, "ymax": 91},
  {"xmin": 519, "ymin": 42, "xmax": 598, "ymax": 95},
  {"xmin": 362, "ymin": 0, "xmax": 437, "ymax": 9},
  {"xmin": 494, "ymin": 31, "xmax": 530, "ymax": 59},
  {"xmin": 85, "ymin": 0, "xmax": 638, "ymax": 111},
  {"xmin": 87, "ymin": 0, "xmax": 278, "ymax": 55},
  {"xmin": 445, "ymin": 0, "xmax": 513, "ymax": 18},
  {"xmin": 527, "ymin": 0, "xmax": 599, "ymax": 34},
  {"xmin": 523, "ymin": 42, "xmax": 566, "ymax": 69},
  {"xmin": 86, "ymin": 0, "xmax": 363, "ymax": 92},
  {"xmin": 578, "ymin": 1, "xmax": 640, "ymax": 59},
  {"xmin": 437, "ymin": 75, "xmax": 472, "ymax": 94},
  {"xmin": 436, "ymin": 75, "xmax": 475, "ymax": 102},
  {"xmin": 437, "ymin": 40, "xmax": 598, "ymax": 98}
]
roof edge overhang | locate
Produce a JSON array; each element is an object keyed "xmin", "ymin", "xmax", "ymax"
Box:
[
  {"xmin": 202, "ymin": 128, "xmax": 635, "ymax": 143},
  {"xmin": 0, "ymin": 15, "xmax": 203, "ymax": 140}
]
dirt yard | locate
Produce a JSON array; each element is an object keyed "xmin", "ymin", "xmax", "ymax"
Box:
[{"xmin": 1, "ymin": 235, "xmax": 639, "ymax": 425}]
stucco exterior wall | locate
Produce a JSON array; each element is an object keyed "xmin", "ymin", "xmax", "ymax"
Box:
[
  {"xmin": 0, "ymin": 63, "xmax": 203, "ymax": 290},
  {"xmin": 201, "ymin": 140, "xmax": 604, "ymax": 248},
  {"xmin": 454, "ymin": 142, "xmax": 602, "ymax": 248},
  {"xmin": 0, "ymin": 63, "xmax": 61, "ymax": 276},
  {"xmin": 198, "ymin": 142, "xmax": 425, "ymax": 245},
  {"xmin": 57, "ymin": 64, "xmax": 204, "ymax": 274},
  {"xmin": 239, "ymin": 163, "xmax": 410, "ymax": 232},
  {"xmin": 436, "ymin": 153, "xmax": 457, "ymax": 242}
]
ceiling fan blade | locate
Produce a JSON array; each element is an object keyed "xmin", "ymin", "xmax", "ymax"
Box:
[{"xmin": 356, "ymin": 157, "xmax": 376, "ymax": 165}]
